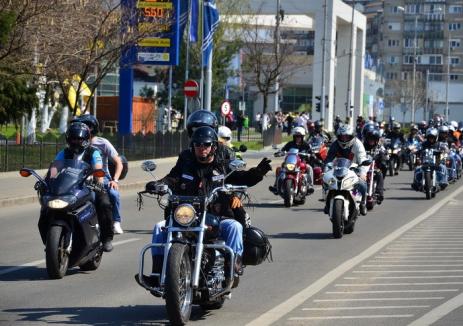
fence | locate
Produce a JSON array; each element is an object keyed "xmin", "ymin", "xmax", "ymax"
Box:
[{"xmin": 0, "ymin": 127, "xmax": 282, "ymax": 172}]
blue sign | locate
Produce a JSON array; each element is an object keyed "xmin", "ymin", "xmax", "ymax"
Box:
[{"xmin": 136, "ymin": 0, "xmax": 180, "ymax": 66}]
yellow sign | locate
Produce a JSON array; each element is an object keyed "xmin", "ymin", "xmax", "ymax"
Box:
[
  {"xmin": 137, "ymin": 1, "xmax": 172, "ymax": 9},
  {"xmin": 138, "ymin": 38, "xmax": 171, "ymax": 47}
]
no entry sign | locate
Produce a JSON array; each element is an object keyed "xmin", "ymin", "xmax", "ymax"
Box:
[{"xmin": 183, "ymin": 79, "xmax": 199, "ymax": 97}]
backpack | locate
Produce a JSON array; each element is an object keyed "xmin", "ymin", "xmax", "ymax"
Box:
[
  {"xmin": 242, "ymin": 226, "xmax": 272, "ymax": 266},
  {"xmin": 108, "ymin": 155, "xmax": 128, "ymax": 180}
]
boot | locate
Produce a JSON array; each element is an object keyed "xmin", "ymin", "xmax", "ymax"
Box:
[
  {"xmin": 268, "ymin": 185, "xmax": 278, "ymax": 195},
  {"xmin": 360, "ymin": 197, "xmax": 367, "ymax": 216}
]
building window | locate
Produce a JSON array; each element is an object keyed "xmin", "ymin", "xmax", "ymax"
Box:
[
  {"xmin": 450, "ymin": 57, "xmax": 460, "ymax": 65},
  {"xmin": 402, "ymin": 72, "xmax": 409, "ymax": 80},
  {"xmin": 389, "ymin": 56, "xmax": 398, "ymax": 64},
  {"xmin": 403, "ymin": 55, "xmax": 421, "ymax": 64},
  {"xmin": 449, "ymin": 6, "xmax": 463, "ymax": 14},
  {"xmin": 425, "ymin": 39, "xmax": 444, "ymax": 48},
  {"xmin": 429, "ymin": 55, "xmax": 442, "ymax": 65},
  {"xmin": 387, "ymin": 39, "xmax": 400, "ymax": 47},
  {"xmin": 386, "ymin": 72, "xmax": 398, "ymax": 80},
  {"xmin": 450, "ymin": 39, "xmax": 461, "ymax": 48},
  {"xmin": 450, "ymin": 75, "xmax": 459, "ymax": 80},
  {"xmin": 404, "ymin": 39, "xmax": 414, "ymax": 48},
  {"xmin": 449, "ymin": 23, "xmax": 462, "ymax": 31}
]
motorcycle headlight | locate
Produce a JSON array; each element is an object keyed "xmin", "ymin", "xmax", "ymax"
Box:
[
  {"xmin": 286, "ymin": 163, "xmax": 296, "ymax": 171},
  {"xmin": 48, "ymin": 199, "xmax": 69, "ymax": 209},
  {"xmin": 174, "ymin": 204, "xmax": 196, "ymax": 226},
  {"xmin": 341, "ymin": 176, "xmax": 356, "ymax": 189},
  {"xmin": 327, "ymin": 178, "xmax": 336, "ymax": 186}
]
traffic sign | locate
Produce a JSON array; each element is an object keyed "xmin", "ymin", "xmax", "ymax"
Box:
[
  {"xmin": 221, "ymin": 100, "xmax": 231, "ymax": 116},
  {"xmin": 183, "ymin": 80, "xmax": 199, "ymax": 97}
]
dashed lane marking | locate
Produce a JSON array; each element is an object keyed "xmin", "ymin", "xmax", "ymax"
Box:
[{"xmin": 288, "ymin": 314, "xmax": 415, "ymax": 320}]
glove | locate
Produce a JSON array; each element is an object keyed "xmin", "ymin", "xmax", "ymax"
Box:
[
  {"xmin": 230, "ymin": 196, "xmax": 242, "ymax": 209},
  {"xmin": 256, "ymin": 157, "xmax": 272, "ymax": 176},
  {"xmin": 146, "ymin": 181, "xmax": 159, "ymax": 193}
]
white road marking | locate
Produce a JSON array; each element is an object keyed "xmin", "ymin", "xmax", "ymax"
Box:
[
  {"xmin": 288, "ymin": 314, "xmax": 414, "ymax": 320},
  {"xmin": 345, "ymin": 276, "xmax": 463, "ymax": 280},
  {"xmin": 314, "ymin": 297, "xmax": 445, "ymax": 302},
  {"xmin": 371, "ymin": 260, "xmax": 463, "ymax": 263},
  {"xmin": 375, "ymin": 256, "xmax": 463, "ymax": 258},
  {"xmin": 408, "ymin": 292, "xmax": 463, "ymax": 326},
  {"xmin": 362, "ymin": 264, "xmax": 463, "ymax": 267},
  {"xmin": 353, "ymin": 270, "xmax": 463, "ymax": 273},
  {"xmin": 302, "ymin": 305, "xmax": 429, "ymax": 311},
  {"xmin": 335, "ymin": 282, "xmax": 463, "ymax": 286},
  {"xmin": 326, "ymin": 289, "xmax": 458, "ymax": 294},
  {"xmin": 0, "ymin": 238, "xmax": 140, "ymax": 276},
  {"xmin": 245, "ymin": 185, "xmax": 463, "ymax": 326}
]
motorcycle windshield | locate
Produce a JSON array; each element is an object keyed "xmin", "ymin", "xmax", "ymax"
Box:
[
  {"xmin": 46, "ymin": 160, "xmax": 91, "ymax": 195},
  {"xmin": 285, "ymin": 153, "xmax": 298, "ymax": 165},
  {"xmin": 332, "ymin": 158, "xmax": 351, "ymax": 178},
  {"xmin": 309, "ymin": 137, "xmax": 323, "ymax": 151}
]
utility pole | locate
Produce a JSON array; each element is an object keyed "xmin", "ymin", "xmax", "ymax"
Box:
[
  {"xmin": 445, "ymin": 29, "xmax": 450, "ymax": 121},
  {"xmin": 274, "ymin": 0, "xmax": 282, "ymax": 113},
  {"xmin": 346, "ymin": 0, "xmax": 356, "ymax": 123},
  {"xmin": 320, "ymin": 0, "xmax": 327, "ymax": 125},
  {"xmin": 411, "ymin": 15, "xmax": 417, "ymax": 123}
]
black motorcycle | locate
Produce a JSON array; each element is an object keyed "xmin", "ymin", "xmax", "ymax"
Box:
[
  {"xmin": 385, "ymin": 138, "xmax": 402, "ymax": 176},
  {"xmin": 20, "ymin": 160, "xmax": 106, "ymax": 279},
  {"xmin": 136, "ymin": 160, "xmax": 271, "ymax": 325}
]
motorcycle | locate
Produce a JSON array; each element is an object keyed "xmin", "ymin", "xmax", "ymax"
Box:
[
  {"xmin": 402, "ymin": 139, "xmax": 420, "ymax": 171},
  {"xmin": 323, "ymin": 158, "xmax": 371, "ymax": 238},
  {"xmin": 274, "ymin": 148, "xmax": 311, "ymax": 207},
  {"xmin": 414, "ymin": 148, "xmax": 440, "ymax": 199},
  {"xmin": 308, "ymin": 136, "xmax": 328, "ymax": 185},
  {"xmin": 136, "ymin": 160, "xmax": 270, "ymax": 325},
  {"xmin": 365, "ymin": 151, "xmax": 382, "ymax": 211},
  {"xmin": 385, "ymin": 138, "xmax": 402, "ymax": 176},
  {"xmin": 445, "ymin": 145, "xmax": 462, "ymax": 182},
  {"xmin": 19, "ymin": 160, "xmax": 106, "ymax": 279}
]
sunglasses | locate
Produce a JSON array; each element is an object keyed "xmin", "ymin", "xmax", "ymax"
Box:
[{"xmin": 193, "ymin": 142, "xmax": 213, "ymax": 148}]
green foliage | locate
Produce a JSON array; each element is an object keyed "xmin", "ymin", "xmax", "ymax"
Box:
[
  {"xmin": 0, "ymin": 11, "xmax": 16, "ymax": 47},
  {"xmin": 0, "ymin": 76, "xmax": 38, "ymax": 127}
]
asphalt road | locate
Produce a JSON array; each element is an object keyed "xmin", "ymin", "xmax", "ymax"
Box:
[{"xmin": 1, "ymin": 160, "xmax": 463, "ymax": 326}]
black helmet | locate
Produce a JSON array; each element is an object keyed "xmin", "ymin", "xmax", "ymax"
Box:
[
  {"xmin": 362, "ymin": 123, "xmax": 377, "ymax": 139},
  {"xmin": 186, "ymin": 110, "xmax": 218, "ymax": 137},
  {"xmin": 66, "ymin": 122, "xmax": 91, "ymax": 154},
  {"xmin": 73, "ymin": 115, "xmax": 100, "ymax": 135}
]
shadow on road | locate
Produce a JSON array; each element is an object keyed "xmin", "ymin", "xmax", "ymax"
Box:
[
  {"xmin": 248, "ymin": 202, "xmax": 282, "ymax": 208},
  {"xmin": 387, "ymin": 196, "xmax": 426, "ymax": 201},
  {"xmin": 122, "ymin": 229, "xmax": 153, "ymax": 235},
  {"xmin": 269, "ymin": 232, "xmax": 332, "ymax": 240},
  {"xmin": 0, "ymin": 265, "xmax": 81, "ymax": 282},
  {"xmin": 5, "ymin": 304, "xmax": 211, "ymax": 325}
]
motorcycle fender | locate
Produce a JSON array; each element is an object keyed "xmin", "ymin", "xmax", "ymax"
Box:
[
  {"xmin": 50, "ymin": 219, "xmax": 72, "ymax": 249},
  {"xmin": 330, "ymin": 195, "xmax": 349, "ymax": 221}
]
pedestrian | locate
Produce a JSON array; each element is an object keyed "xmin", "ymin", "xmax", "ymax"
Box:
[
  {"xmin": 285, "ymin": 112, "xmax": 294, "ymax": 135},
  {"xmin": 236, "ymin": 111, "xmax": 245, "ymax": 142}
]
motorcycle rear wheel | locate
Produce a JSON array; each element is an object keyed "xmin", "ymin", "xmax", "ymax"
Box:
[
  {"xmin": 165, "ymin": 243, "xmax": 193, "ymax": 326},
  {"xmin": 46, "ymin": 225, "xmax": 69, "ymax": 279},
  {"xmin": 283, "ymin": 179, "xmax": 294, "ymax": 207},
  {"xmin": 332, "ymin": 199, "xmax": 344, "ymax": 239}
]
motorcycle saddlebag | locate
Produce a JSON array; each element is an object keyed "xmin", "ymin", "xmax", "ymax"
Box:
[
  {"xmin": 243, "ymin": 226, "xmax": 272, "ymax": 266},
  {"xmin": 108, "ymin": 155, "xmax": 128, "ymax": 180}
]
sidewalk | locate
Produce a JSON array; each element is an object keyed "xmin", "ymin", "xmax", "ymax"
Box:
[{"xmin": 0, "ymin": 147, "xmax": 275, "ymax": 208}]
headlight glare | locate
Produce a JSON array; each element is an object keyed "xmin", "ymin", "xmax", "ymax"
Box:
[
  {"xmin": 174, "ymin": 204, "xmax": 196, "ymax": 226},
  {"xmin": 286, "ymin": 163, "xmax": 295, "ymax": 171},
  {"xmin": 48, "ymin": 199, "xmax": 69, "ymax": 209}
]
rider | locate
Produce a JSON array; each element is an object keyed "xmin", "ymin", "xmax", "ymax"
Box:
[
  {"xmin": 325, "ymin": 124, "xmax": 369, "ymax": 216},
  {"xmin": 438, "ymin": 125, "xmax": 459, "ymax": 181},
  {"xmin": 138, "ymin": 127, "xmax": 272, "ymax": 289},
  {"xmin": 408, "ymin": 123, "xmax": 424, "ymax": 143},
  {"xmin": 418, "ymin": 120, "xmax": 428, "ymax": 137},
  {"xmin": 218, "ymin": 125, "xmax": 243, "ymax": 160},
  {"xmin": 412, "ymin": 128, "xmax": 449, "ymax": 191},
  {"xmin": 43, "ymin": 122, "xmax": 114, "ymax": 252},
  {"xmin": 73, "ymin": 114, "xmax": 125, "ymax": 235},
  {"xmin": 362, "ymin": 124, "xmax": 387, "ymax": 203},
  {"xmin": 313, "ymin": 120, "xmax": 332, "ymax": 142},
  {"xmin": 269, "ymin": 126, "xmax": 315, "ymax": 195}
]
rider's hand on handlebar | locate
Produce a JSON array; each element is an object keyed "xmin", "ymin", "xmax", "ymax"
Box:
[{"xmin": 230, "ymin": 196, "xmax": 242, "ymax": 209}]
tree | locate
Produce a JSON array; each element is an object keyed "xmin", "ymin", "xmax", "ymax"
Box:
[{"xmin": 387, "ymin": 76, "xmax": 426, "ymax": 122}]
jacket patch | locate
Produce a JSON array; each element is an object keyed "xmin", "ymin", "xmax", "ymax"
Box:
[
  {"xmin": 212, "ymin": 174, "xmax": 225, "ymax": 182},
  {"xmin": 182, "ymin": 174, "xmax": 194, "ymax": 180}
]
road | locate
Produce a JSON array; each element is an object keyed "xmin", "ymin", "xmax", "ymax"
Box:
[{"xmin": 1, "ymin": 155, "xmax": 463, "ymax": 325}]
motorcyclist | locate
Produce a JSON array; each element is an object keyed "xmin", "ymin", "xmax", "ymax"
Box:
[
  {"xmin": 333, "ymin": 115, "xmax": 342, "ymax": 134},
  {"xmin": 412, "ymin": 128, "xmax": 449, "ymax": 191},
  {"xmin": 72, "ymin": 114, "xmax": 125, "ymax": 235},
  {"xmin": 313, "ymin": 120, "xmax": 332, "ymax": 142},
  {"xmin": 269, "ymin": 126, "xmax": 315, "ymax": 195},
  {"xmin": 408, "ymin": 123, "xmax": 424, "ymax": 143},
  {"xmin": 418, "ymin": 120, "xmax": 428, "ymax": 137},
  {"xmin": 438, "ymin": 125, "xmax": 459, "ymax": 181},
  {"xmin": 362, "ymin": 124, "xmax": 386, "ymax": 203},
  {"xmin": 139, "ymin": 126, "xmax": 272, "ymax": 289},
  {"xmin": 325, "ymin": 124, "xmax": 369, "ymax": 216},
  {"xmin": 43, "ymin": 122, "xmax": 114, "ymax": 252},
  {"xmin": 218, "ymin": 125, "xmax": 243, "ymax": 160}
]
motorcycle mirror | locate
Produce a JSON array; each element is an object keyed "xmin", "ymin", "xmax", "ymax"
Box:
[
  {"xmin": 141, "ymin": 160, "xmax": 157, "ymax": 172},
  {"xmin": 93, "ymin": 169, "xmax": 106, "ymax": 178},
  {"xmin": 229, "ymin": 159, "xmax": 246, "ymax": 171},
  {"xmin": 19, "ymin": 169, "xmax": 32, "ymax": 177},
  {"xmin": 239, "ymin": 144, "xmax": 248, "ymax": 153}
]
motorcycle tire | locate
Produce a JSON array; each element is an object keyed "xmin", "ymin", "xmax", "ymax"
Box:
[
  {"xmin": 45, "ymin": 225, "xmax": 69, "ymax": 279},
  {"xmin": 165, "ymin": 243, "xmax": 193, "ymax": 326},
  {"xmin": 283, "ymin": 179, "xmax": 294, "ymax": 208},
  {"xmin": 424, "ymin": 171, "xmax": 432, "ymax": 200},
  {"xmin": 408, "ymin": 160, "xmax": 413, "ymax": 171},
  {"xmin": 388, "ymin": 160, "xmax": 394, "ymax": 177},
  {"xmin": 344, "ymin": 221, "xmax": 355, "ymax": 234},
  {"xmin": 79, "ymin": 249, "xmax": 103, "ymax": 271},
  {"xmin": 332, "ymin": 199, "xmax": 344, "ymax": 239},
  {"xmin": 200, "ymin": 297, "xmax": 225, "ymax": 311}
]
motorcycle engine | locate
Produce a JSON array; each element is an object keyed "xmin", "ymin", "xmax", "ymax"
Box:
[{"xmin": 202, "ymin": 249, "xmax": 226, "ymax": 296}]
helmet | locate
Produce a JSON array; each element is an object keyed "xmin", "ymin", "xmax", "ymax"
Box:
[
  {"xmin": 426, "ymin": 128, "xmax": 438, "ymax": 143},
  {"xmin": 314, "ymin": 120, "xmax": 322, "ymax": 131},
  {"xmin": 190, "ymin": 126, "xmax": 218, "ymax": 162},
  {"xmin": 438, "ymin": 125, "xmax": 449, "ymax": 134},
  {"xmin": 418, "ymin": 120, "xmax": 428, "ymax": 130},
  {"xmin": 449, "ymin": 125, "xmax": 456, "ymax": 132},
  {"xmin": 410, "ymin": 123, "xmax": 418, "ymax": 131},
  {"xmin": 362, "ymin": 123, "xmax": 377, "ymax": 139},
  {"xmin": 186, "ymin": 110, "xmax": 218, "ymax": 137},
  {"xmin": 66, "ymin": 122, "xmax": 91, "ymax": 154},
  {"xmin": 292, "ymin": 126, "xmax": 306, "ymax": 137},
  {"xmin": 218, "ymin": 126, "xmax": 232, "ymax": 142},
  {"xmin": 392, "ymin": 122, "xmax": 401, "ymax": 130},
  {"xmin": 72, "ymin": 114, "xmax": 99, "ymax": 135},
  {"xmin": 307, "ymin": 120, "xmax": 315, "ymax": 131},
  {"xmin": 336, "ymin": 124, "xmax": 355, "ymax": 149},
  {"xmin": 450, "ymin": 121, "xmax": 458, "ymax": 129}
]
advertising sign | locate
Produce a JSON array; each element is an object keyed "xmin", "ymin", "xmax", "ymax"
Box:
[{"xmin": 136, "ymin": 0, "xmax": 180, "ymax": 65}]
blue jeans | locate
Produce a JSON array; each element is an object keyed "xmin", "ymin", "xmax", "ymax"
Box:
[
  {"xmin": 104, "ymin": 177, "xmax": 122, "ymax": 222},
  {"xmin": 151, "ymin": 218, "xmax": 243, "ymax": 256},
  {"xmin": 355, "ymin": 178, "xmax": 367, "ymax": 200}
]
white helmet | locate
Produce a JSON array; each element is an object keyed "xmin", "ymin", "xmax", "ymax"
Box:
[
  {"xmin": 218, "ymin": 126, "xmax": 232, "ymax": 142},
  {"xmin": 450, "ymin": 121, "xmax": 458, "ymax": 129},
  {"xmin": 292, "ymin": 126, "xmax": 306, "ymax": 136},
  {"xmin": 336, "ymin": 124, "xmax": 355, "ymax": 149}
]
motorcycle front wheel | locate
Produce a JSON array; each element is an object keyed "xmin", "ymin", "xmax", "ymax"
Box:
[
  {"xmin": 424, "ymin": 171, "xmax": 432, "ymax": 200},
  {"xmin": 283, "ymin": 179, "xmax": 294, "ymax": 207},
  {"xmin": 46, "ymin": 225, "xmax": 70, "ymax": 279},
  {"xmin": 388, "ymin": 160, "xmax": 394, "ymax": 177},
  {"xmin": 165, "ymin": 243, "xmax": 193, "ymax": 326},
  {"xmin": 79, "ymin": 249, "xmax": 103, "ymax": 271},
  {"xmin": 332, "ymin": 199, "xmax": 344, "ymax": 239}
]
